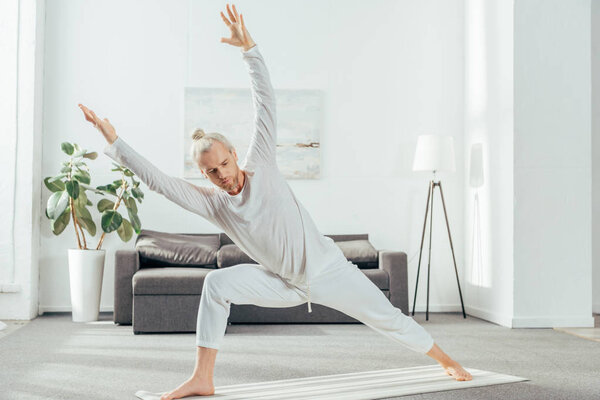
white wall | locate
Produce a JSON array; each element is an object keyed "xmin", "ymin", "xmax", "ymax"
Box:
[
  {"xmin": 513, "ymin": 0, "xmax": 593, "ymax": 327},
  {"xmin": 592, "ymin": 0, "xmax": 600, "ymax": 313},
  {"xmin": 38, "ymin": 0, "xmax": 466, "ymax": 313},
  {"xmin": 463, "ymin": 0, "xmax": 514, "ymax": 327}
]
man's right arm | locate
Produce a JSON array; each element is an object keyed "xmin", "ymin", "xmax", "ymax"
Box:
[{"xmin": 103, "ymin": 136, "xmax": 216, "ymax": 219}]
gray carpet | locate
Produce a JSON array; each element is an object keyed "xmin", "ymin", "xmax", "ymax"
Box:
[{"xmin": 0, "ymin": 312, "xmax": 598, "ymax": 399}]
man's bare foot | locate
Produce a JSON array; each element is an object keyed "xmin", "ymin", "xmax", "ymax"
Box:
[
  {"xmin": 441, "ymin": 361, "xmax": 473, "ymax": 381},
  {"xmin": 159, "ymin": 377, "xmax": 215, "ymax": 400}
]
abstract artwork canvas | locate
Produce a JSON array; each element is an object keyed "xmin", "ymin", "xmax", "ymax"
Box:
[{"xmin": 183, "ymin": 87, "xmax": 322, "ymax": 179}]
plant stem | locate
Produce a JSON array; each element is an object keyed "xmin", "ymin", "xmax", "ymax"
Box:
[
  {"xmin": 77, "ymin": 216, "xmax": 88, "ymax": 249},
  {"xmin": 69, "ymin": 197, "xmax": 83, "ymax": 250},
  {"xmin": 96, "ymin": 181, "xmax": 127, "ymax": 250}
]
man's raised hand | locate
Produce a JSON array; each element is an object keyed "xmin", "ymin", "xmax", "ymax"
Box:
[
  {"xmin": 78, "ymin": 103, "xmax": 118, "ymax": 144},
  {"xmin": 220, "ymin": 3, "xmax": 255, "ymax": 51}
]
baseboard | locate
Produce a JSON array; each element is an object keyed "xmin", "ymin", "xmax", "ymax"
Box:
[
  {"xmin": 464, "ymin": 305, "xmax": 513, "ymax": 328},
  {"xmin": 38, "ymin": 305, "xmax": 114, "ymax": 314},
  {"xmin": 37, "ymin": 304, "xmax": 596, "ymax": 328},
  {"xmin": 512, "ymin": 315, "xmax": 595, "ymax": 328}
]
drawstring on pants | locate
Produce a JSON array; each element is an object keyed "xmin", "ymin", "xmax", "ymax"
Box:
[{"xmin": 307, "ymin": 280, "xmax": 312, "ymax": 313}]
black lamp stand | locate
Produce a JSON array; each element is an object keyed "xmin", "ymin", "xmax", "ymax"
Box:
[{"xmin": 411, "ymin": 179, "xmax": 466, "ymax": 320}]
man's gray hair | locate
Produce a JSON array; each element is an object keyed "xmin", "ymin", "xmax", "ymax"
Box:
[{"xmin": 189, "ymin": 128, "xmax": 235, "ymax": 165}]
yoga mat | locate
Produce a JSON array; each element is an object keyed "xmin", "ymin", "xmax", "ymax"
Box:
[{"xmin": 135, "ymin": 364, "xmax": 528, "ymax": 400}]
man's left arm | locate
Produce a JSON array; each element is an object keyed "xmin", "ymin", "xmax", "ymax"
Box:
[
  {"xmin": 241, "ymin": 45, "xmax": 277, "ymax": 165},
  {"xmin": 220, "ymin": 4, "xmax": 277, "ymax": 166}
]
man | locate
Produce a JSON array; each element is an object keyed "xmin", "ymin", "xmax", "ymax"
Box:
[{"xmin": 79, "ymin": 4, "xmax": 472, "ymax": 399}]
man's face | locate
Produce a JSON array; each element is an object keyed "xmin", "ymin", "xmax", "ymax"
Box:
[{"xmin": 198, "ymin": 141, "xmax": 241, "ymax": 192}]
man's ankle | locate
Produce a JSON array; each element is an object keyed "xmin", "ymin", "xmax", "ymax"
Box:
[{"xmin": 190, "ymin": 373, "xmax": 214, "ymax": 382}]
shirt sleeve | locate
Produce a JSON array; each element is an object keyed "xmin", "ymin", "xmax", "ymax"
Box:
[
  {"xmin": 103, "ymin": 136, "xmax": 217, "ymax": 219},
  {"xmin": 241, "ymin": 45, "xmax": 277, "ymax": 166}
]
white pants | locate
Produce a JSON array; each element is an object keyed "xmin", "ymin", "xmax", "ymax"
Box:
[{"xmin": 195, "ymin": 260, "xmax": 435, "ymax": 354}]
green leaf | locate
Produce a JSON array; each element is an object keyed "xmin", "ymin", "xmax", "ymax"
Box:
[
  {"xmin": 73, "ymin": 171, "xmax": 91, "ymax": 185},
  {"xmin": 52, "ymin": 207, "xmax": 71, "ymax": 235},
  {"xmin": 86, "ymin": 199, "xmax": 92, "ymax": 206},
  {"xmin": 126, "ymin": 206, "xmax": 141, "ymax": 234},
  {"xmin": 74, "ymin": 190, "xmax": 87, "ymax": 208},
  {"xmin": 83, "ymin": 151, "xmax": 98, "ymax": 160},
  {"xmin": 124, "ymin": 169, "xmax": 134, "ymax": 177},
  {"xmin": 72, "ymin": 148, "xmax": 87, "ymax": 158},
  {"xmin": 48, "ymin": 173, "xmax": 67, "ymax": 183},
  {"xmin": 65, "ymin": 180, "xmax": 79, "ymax": 200},
  {"xmin": 47, "ymin": 190, "xmax": 69, "ymax": 220},
  {"xmin": 113, "ymin": 179, "xmax": 124, "ymax": 186},
  {"xmin": 101, "ymin": 210, "xmax": 122, "ymax": 233},
  {"xmin": 96, "ymin": 184, "xmax": 117, "ymax": 195},
  {"xmin": 126, "ymin": 196, "xmax": 138, "ymax": 214},
  {"xmin": 60, "ymin": 165, "xmax": 71, "ymax": 173},
  {"xmin": 73, "ymin": 143, "xmax": 81, "ymax": 152},
  {"xmin": 74, "ymin": 203, "xmax": 93, "ymax": 221},
  {"xmin": 131, "ymin": 186, "xmax": 144, "ymax": 199},
  {"xmin": 78, "ymin": 216, "xmax": 97, "ymax": 236},
  {"xmin": 81, "ymin": 183, "xmax": 107, "ymax": 195},
  {"xmin": 97, "ymin": 198, "xmax": 115, "ymax": 212},
  {"xmin": 43, "ymin": 177, "xmax": 65, "ymax": 192},
  {"xmin": 116, "ymin": 218, "xmax": 133, "ymax": 242},
  {"xmin": 61, "ymin": 142, "xmax": 74, "ymax": 155}
]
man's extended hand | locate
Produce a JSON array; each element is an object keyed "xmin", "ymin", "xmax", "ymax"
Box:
[
  {"xmin": 78, "ymin": 103, "xmax": 118, "ymax": 144},
  {"xmin": 220, "ymin": 3, "xmax": 255, "ymax": 51}
]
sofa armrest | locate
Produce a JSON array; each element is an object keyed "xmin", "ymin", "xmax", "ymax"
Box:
[
  {"xmin": 113, "ymin": 249, "xmax": 140, "ymax": 325},
  {"xmin": 379, "ymin": 250, "xmax": 409, "ymax": 315}
]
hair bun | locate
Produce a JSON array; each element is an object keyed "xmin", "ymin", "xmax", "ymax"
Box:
[{"xmin": 192, "ymin": 128, "xmax": 206, "ymax": 141}]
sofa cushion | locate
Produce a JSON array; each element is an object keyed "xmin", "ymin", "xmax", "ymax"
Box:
[
  {"xmin": 132, "ymin": 266, "xmax": 389, "ymax": 294},
  {"xmin": 335, "ymin": 239, "xmax": 379, "ymax": 269},
  {"xmin": 133, "ymin": 267, "xmax": 213, "ymax": 295},
  {"xmin": 135, "ymin": 229, "xmax": 219, "ymax": 268},
  {"xmin": 217, "ymin": 244, "xmax": 257, "ymax": 268}
]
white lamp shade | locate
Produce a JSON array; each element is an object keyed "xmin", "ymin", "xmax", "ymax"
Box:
[{"xmin": 412, "ymin": 134, "xmax": 456, "ymax": 172}]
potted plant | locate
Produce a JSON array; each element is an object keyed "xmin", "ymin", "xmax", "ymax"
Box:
[{"xmin": 43, "ymin": 141, "xmax": 145, "ymax": 322}]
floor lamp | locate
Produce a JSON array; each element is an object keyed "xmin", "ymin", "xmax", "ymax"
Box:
[{"xmin": 411, "ymin": 134, "xmax": 466, "ymax": 321}]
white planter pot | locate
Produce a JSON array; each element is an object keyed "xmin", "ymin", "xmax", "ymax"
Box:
[{"xmin": 67, "ymin": 248, "xmax": 106, "ymax": 322}]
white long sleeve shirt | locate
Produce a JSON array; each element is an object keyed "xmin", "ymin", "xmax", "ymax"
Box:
[{"xmin": 103, "ymin": 45, "xmax": 345, "ymax": 313}]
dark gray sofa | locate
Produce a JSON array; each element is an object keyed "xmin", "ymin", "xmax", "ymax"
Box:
[{"xmin": 113, "ymin": 230, "xmax": 409, "ymax": 334}]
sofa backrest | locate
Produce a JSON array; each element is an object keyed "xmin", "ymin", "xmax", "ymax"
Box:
[
  {"xmin": 325, "ymin": 234, "xmax": 369, "ymax": 242},
  {"xmin": 219, "ymin": 232, "xmax": 369, "ymax": 245},
  {"xmin": 136, "ymin": 230, "xmax": 376, "ymax": 269}
]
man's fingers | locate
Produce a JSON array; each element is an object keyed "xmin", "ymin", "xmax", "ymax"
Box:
[
  {"xmin": 220, "ymin": 11, "xmax": 231, "ymax": 26},
  {"xmin": 232, "ymin": 4, "xmax": 240, "ymax": 22},
  {"xmin": 240, "ymin": 13, "xmax": 246, "ymax": 31},
  {"xmin": 89, "ymin": 110, "xmax": 102, "ymax": 126},
  {"xmin": 78, "ymin": 104, "xmax": 100, "ymax": 127},
  {"xmin": 220, "ymin": 37, "xmax": 232, "ymax": 44},
  {"xmin": 226, "ymin": 4, "xmax": 236, "ymax": 23}
]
